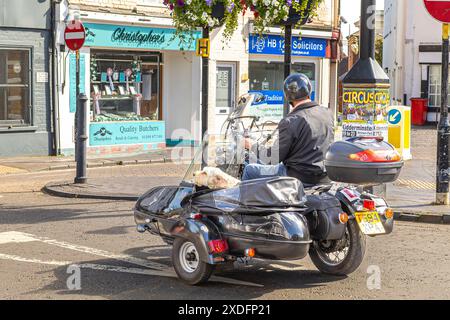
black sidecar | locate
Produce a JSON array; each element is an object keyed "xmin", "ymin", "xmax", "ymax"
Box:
[
  {"xmin": 135, "ymin": 177, "xmax": 313, "ymax": 260},
  {"xmin": 134, "ymin": 176, "xmax": 351, "ymax": 285}
]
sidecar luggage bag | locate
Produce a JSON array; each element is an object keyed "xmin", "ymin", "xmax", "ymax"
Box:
[
  {"xmin": 305, "ymin": 193, "xmax": 346, "ymax": 241},
  {"xmin": 188, "ymin": 177, "xmax": 306, "ymax": 215}
]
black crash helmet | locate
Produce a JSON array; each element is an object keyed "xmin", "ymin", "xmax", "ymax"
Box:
[{"xmin": 283, "ymin": 73, "xmax": 312, "ymax": 103}]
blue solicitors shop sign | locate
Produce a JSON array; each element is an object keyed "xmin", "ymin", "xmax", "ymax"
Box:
[
  {"xmin": 249, "ymin": 34, "xmax": 327, "ymax": 57},
  {"xmin": 84, "ymin": 23, "xmax": 200, "ymax": 51},
  {"xmin": 89, "ymin": 121, "xmax": 166, "ymax": 146}
]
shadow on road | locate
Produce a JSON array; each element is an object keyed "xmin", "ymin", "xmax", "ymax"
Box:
[{"xmin": 26, "ymin": 244, "xmax": 346, "ymax": 300}]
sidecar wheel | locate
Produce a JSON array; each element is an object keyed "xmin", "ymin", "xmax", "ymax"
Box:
[
  {"xmin": 309, "ymin": 220, "xmax": 366, "ymax": 276},
  {"xmin": 172, "ymin": 238, "xmax": 215, "ymax": 285}
]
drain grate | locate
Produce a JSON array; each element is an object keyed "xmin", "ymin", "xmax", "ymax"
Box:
[{"xmin": 394, "ymin": 179, "xmax": 435, "ymax": 191}]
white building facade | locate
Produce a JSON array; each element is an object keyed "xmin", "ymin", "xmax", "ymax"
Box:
[
  {"xmin": 55, "ymin": 0, "xmax": 340, "ymax": 156},
  {"xmin": 384, "ymin": 0, "xmax": 448, "ymax": 122}
]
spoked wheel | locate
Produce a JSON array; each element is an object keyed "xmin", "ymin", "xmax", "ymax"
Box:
[
  {"xmin": 172, "ymin": 238, "xmax": 215, "ymax": 285},
  {"xmin": 309, "ymin": 220, "xmax": 366, "ymax": 276}
]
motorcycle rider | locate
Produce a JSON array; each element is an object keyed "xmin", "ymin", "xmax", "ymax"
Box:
[{"xmin": 242, "ymin": 73, "xmax": 335, "ymax": 186}]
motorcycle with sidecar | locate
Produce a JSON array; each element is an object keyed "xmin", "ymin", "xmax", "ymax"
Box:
[{"xmin": 134, "ymin": 93, "xmax": 403, "ymax": 285}]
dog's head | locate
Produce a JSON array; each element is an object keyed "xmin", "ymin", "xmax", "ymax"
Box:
[{"xmin": 193, "ymin": 167, "xmax": 240, "ymax": 189}]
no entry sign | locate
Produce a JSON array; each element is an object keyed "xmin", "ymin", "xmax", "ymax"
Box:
[
  {"xmin": 64, "ymin": 20, "xmax": 86, "ymax": 51},
  {"xmin": 424, "ymin": 0, "xmax": 450, "ymax": 23}
]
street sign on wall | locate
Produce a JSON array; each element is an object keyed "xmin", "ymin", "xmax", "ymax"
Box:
[
  {"xmin": 424, "ymin": 0, "xmax": 450, "ymax": 23},
  {"xmin": 64, "ymin": 20, "xmax": 86, "ymax": 51}
]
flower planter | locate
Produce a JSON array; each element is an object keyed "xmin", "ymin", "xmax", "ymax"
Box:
[
  {"xmin": 211, "ymin": 3, "xmax": 226, "ymax": 22},
  {"xmin": 277, "ymin": 0, "xmax": 313, "ymax": 26}
]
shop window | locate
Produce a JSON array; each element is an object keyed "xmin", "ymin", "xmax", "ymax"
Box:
[
  {"xmin": 249, "ymin": 61, "xmax": 316, "ymax": 93},
  {"xmin": 90, "ymin": 51, "xmax": 162, "ymax": 123},
  {"xmin": 428, "ymin": 65, "xmax": 450, "ymax": 108},
  {"xmin": 0, "ymin": 49, "xmax": 31, "ymax": 127}
]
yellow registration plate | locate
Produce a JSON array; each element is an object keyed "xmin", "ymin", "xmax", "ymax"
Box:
[{"xmin": 355, "ymin": 211, "xmax": 386, "ymax": 236}]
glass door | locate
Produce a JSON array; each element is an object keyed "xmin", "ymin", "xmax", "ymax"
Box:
[{"xmin": 215, "ymin": 62, "xmax": 236, "ymax": 133}]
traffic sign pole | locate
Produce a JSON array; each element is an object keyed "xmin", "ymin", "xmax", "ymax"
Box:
[
  {"xmin": 422, "ymin": 0, "xmax": 450, "ymax": 204},
  {"xmin": 436, "ymin": 23, "xmax": 450, "ymax": 205},
  {"xmin": 201, "ymin": 27, "xmax": 209, "ymax": 169},
  {"xmin": 74, "ymin": 49, "xmax": 87, "ymax": 184},
  {"xmin": 65, "ymin": 20, "xmax": 87, "ymax": 184}
]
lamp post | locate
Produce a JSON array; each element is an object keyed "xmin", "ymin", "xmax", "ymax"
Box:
[
  {"xmin": 341, "ymin": 0, "xmax": 390, "ymax": 196},
  {"xmin": 200, "ymin": 4, "xmax": 225, "ymax": 168},
  {"xmin": 342, "ymin": 0, "xmax": 390, "ymax": 140},
  {"xmin": 436, "ymin": 23, "xmax": 450, "ymax": 205},
  {"xmin": 282, "ymin": 0, "xmax": 314, "ymax": 117}
]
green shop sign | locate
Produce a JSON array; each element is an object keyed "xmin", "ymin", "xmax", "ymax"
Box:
[
  {"xmin": 84, "ymin": 23, "xmax": 200, "ymax": 51},
  {"xmin": 89, "ymin": 121, "xmax": 166, "ymax": 146}
]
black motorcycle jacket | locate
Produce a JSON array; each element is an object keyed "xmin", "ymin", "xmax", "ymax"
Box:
[{"xmin": 258, "ymin": 101, "xmax": 335, "ymax": 185}]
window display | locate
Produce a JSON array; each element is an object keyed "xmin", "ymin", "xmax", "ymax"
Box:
[
  {"xmin": 90, "ymin": 51, "xmax": 161, "ymax": 122},
  {"xmin": 249, "ymin": 61, "xmax": 316, "ymax": 92}
]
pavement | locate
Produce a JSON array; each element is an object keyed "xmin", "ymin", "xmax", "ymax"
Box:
[
  {"xmin": 1, "ymin": 127, "xmax": 450, "ymax": 223},
  {"xmin": 0, "ymin": 148, "xmax": 173, "ymax": 173},
  {"xmin": 386, "ymin": 125, "xmax": 450, "ymax": 223}
]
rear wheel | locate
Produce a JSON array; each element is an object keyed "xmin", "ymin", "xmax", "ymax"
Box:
[
  {"xmin": 309, "ymin": 220, "xmax": 366, "ymax": 276},
  {"xmin": 172, "ymin": 238, "xmax": 215, "ymax": 285}
]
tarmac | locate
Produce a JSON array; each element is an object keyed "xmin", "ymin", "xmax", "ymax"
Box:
[{"xmin": 1, "ymin": 127, "xmax": 449, "ymax": 224}]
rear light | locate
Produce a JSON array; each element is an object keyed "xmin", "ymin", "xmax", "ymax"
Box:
[
  {"xmin": 245, "ymin": 248, "xmax": 256, "ymax": 258},
  {"xmin": 191, "ymin": 213, "xmax": 203, "ymax": 220},
  {"xmin": 339, "ymin": 213, "xmax": 349, "ymax": 224},
  {"xmin": 349, "ymin": 149, "xmax": 401, "ymax": 163},
  {"xmin": 384, "ymin": 208, "xmax": 394, "ymax": 220},
  {"xmin": 363, "ymin": 199, "xmax": 376, "ymax": 211},
  {"xmin": 208, "ymin": 239, "xmax": 229, "ymax": 254}
]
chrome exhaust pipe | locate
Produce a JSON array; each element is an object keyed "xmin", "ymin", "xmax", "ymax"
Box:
[{"xmin": 137, "ymin": 224, "xmax": 148, "ymax": 233}]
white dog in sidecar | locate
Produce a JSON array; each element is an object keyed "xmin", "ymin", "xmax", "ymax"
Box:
[{"xmin": 193, "ymin": 167, "xmax": 240, "ymax": 190}]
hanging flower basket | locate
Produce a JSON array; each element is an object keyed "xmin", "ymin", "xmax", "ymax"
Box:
[
  {"xmin": 164, "ymin": 0, "xmax": 322, "ymax": 41},
  {"xmin": 164, "ymin": 0, "xmax": 242, "ymax": 40},
  {"xmin": 246, "ymin": 0, "xmax": 322, "ymax": 35}
]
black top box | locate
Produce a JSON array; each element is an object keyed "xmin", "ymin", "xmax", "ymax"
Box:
[{"xmin": 325, "ymin": 137, "xmax": 404, "ymax": 186}]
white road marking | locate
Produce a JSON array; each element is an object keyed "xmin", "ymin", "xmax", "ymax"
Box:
[
  {"xmin": 267, "ymin": 264, "xmax": 306, "ymax": 271},
  {"xmin": 0, "ymin": 231, "xmax": 37, "ymax": 245},
  {"xmin": 0, "ymin": 253, "xmax": 70, "ymax": 266},
  {"xmin": 0, "ymin": 232, "xmax": 263, "ymax": 287},
  {"xmin": 0, "ymin": 253, "xmax": 263, "ymax": 287},
  {"xmin": 0, "ymin": 231, "xmax": 167, "ymax": 270}
]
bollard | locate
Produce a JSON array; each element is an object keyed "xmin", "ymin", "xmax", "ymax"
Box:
[
  {"xmin": 74, "ymin": 93, "xmax": 88, "ymax": 184},
  {"xmin": 387, "ymin": 105, "xmax": 412, "ymax": 161}
]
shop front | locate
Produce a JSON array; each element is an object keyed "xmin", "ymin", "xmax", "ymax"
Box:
[
  {"xmin": 0, "ymin": 0, "xmax": 52, "ymax": 156},
  {"xmin": 248, "ymin": 33, "xmax": 331, "ymax": 122},
  {"xmin": 59, "ymin": 21, "xmax": 201, "ymax": 156}
]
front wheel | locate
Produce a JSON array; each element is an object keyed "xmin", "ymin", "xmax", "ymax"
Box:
[
  {"xmin": 309, "ymin": 220, "xmax": 366, "ymax": 276},
  {"xmin": 172, "ymin": 238, "xmax": 215, "ymax": 285}
]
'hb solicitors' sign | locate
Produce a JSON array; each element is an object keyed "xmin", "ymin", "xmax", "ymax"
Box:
[{"xmin": 424, "ymin": 0, "xmax": 450, "ymax": 23}]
